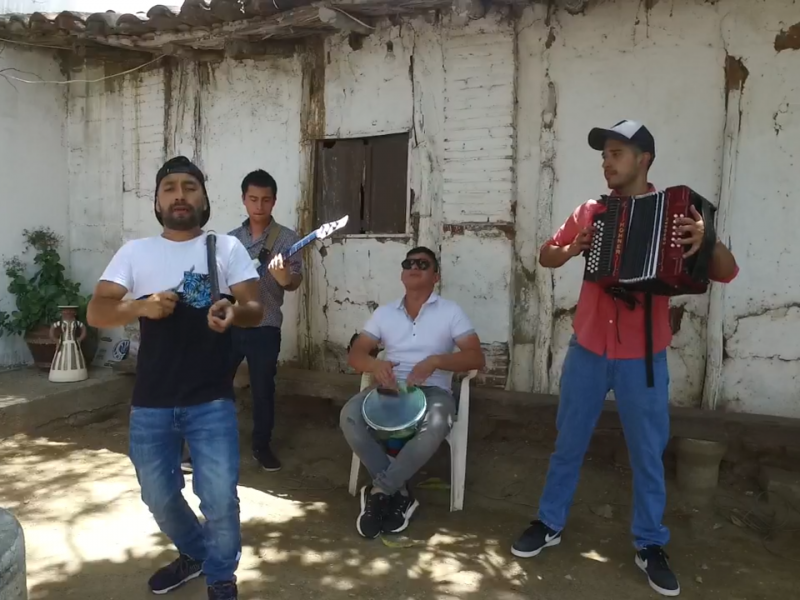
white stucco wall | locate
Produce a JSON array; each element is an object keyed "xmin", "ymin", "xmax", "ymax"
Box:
[
  {"xmin": 23, "ymin": 0, "xmax": 796, "ymax": 418},
  {"xmin": 515, "ymin": 0, "xmax": 800, "ymax": 417},
  {"xmin": 309, "ymin": 0, "xmax": 800, "ymax": 417},
  {"xmin": 65, "ymin": 55, "xmax": 305, "ymax": 362},
  {"xmin": 309, "ymin": 17, "xmax": 516, "ymax": 383},
  {"xmin": 0, "ymin": 45, "xmax": 68, "ymax": 366}
]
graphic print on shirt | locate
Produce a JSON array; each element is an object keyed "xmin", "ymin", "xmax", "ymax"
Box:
[{"xmin": 181, "ymin": 270, "xmax": 212, "ymax": 309}]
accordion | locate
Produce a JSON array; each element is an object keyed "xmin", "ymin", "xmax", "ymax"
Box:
[{"xmin": 583, "ymin": 185, "xmax": 718, "ymax": 296}]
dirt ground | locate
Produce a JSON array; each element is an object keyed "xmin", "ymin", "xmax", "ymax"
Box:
[{"xmin": 0, "ymin": 395, "xmax": 797, "ymax": 600}]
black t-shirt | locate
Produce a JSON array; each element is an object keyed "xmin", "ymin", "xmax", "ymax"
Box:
[{"xmin": 99, "ymin": 233, "xmax": 258, "ymax": 408}]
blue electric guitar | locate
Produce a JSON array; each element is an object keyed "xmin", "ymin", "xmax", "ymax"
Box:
[{"xmin": 252, "ymin": 215, "xmax": 349, "ymax": 272}]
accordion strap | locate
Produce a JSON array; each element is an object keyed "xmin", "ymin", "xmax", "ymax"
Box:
[
  {"xmin": 643, "ymin": 293, "xmax": 654, "ymax": 388},
  {"xmin": 606, "ymin": 287, "xmax": 656, "ymax": 388}
]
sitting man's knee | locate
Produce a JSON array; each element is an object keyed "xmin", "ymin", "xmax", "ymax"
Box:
[
  {"xmin": 339, "ymin": 395, "xmax": 363, "ymax": 432},
  {"xmin": 423, "ymin": 404, "xmax": 455, "ymax": 438}
]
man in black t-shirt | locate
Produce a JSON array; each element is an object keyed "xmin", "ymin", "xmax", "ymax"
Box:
[{"xmin": 87, "ymin": 157, "xmax": 262, "ymax": 600}]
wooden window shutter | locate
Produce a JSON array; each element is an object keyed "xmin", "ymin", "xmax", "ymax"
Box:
[
  {"xmin": 364, "ymin": 134, "xmax": 409, "ymax": 234},
  {"xmin": 314, "ymin": 139, "xmax": 364, "ymax": 235}
]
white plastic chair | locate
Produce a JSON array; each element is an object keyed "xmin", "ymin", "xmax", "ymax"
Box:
[{"xmin": 347, "ymin": 351, "xmax": 478, "ymax": 512}]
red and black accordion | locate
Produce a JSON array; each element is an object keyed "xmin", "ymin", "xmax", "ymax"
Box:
[{"xmin": 583, "ymin": 185, "xmax": 718, "ymax": 297}]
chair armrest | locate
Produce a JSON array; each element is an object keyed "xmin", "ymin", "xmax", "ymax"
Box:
[
  {"xmin": 360, "ymin": 372, "xmax": 373, "ymax": 391},
  {"xmin": 463, "ymin": 369, "xmax": 478, "ymax": 381},
  {"xmin": 358, "ymin": 349, "xmax": 385, "ymax": 391}
]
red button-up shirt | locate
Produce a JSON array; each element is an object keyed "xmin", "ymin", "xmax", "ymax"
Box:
[{"xmin": 545, "ymin": 186, "xmax": 739, "ymax": 359}]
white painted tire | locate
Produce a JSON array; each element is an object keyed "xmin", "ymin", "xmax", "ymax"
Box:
[{"xmin": 0, "ymin": 508, "xmax": 27, "ymax": 600}]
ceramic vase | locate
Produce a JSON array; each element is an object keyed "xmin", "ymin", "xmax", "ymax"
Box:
[{"xmin": 48, "ymin": 306, "xmax": 88, "ymax": 383}]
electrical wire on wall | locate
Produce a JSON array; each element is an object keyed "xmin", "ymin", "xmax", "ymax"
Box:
[{"xmin": 0, "ymin": 34, "xmax": 164, "ymax": 86}]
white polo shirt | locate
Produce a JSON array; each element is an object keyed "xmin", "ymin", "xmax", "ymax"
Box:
[{"xmin": 362, "ymin": 293, "xmax": 476, "ymax": 392}]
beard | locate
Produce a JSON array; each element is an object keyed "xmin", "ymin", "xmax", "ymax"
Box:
[{"xmin": 162, "ymin": 205, "xmax": 201, "ymax": 230}]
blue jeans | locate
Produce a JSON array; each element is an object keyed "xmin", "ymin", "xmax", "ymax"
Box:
[
  {"xmin": 340, "ymin": 386, "xmax": 456, "ymax": 495},
  {"xmin": 538, "ymin": 336, "xmax": 671, "ymax": 549},
  {"xmin": 231, "ymin": 326, "xmax": 281, "ymax": 452},
  {"xmin": 129, "ymin": 399, "xmax": 242, "ymax": 584}
]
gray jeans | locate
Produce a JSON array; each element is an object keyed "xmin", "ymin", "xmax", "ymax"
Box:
[{"xmin": 340, "ymin": 385, "xmax": 456, "ymax": 495}]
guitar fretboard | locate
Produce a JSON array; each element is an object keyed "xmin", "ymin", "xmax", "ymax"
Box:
[{"xmin": 284, "ymin": 230, "xmax": 319, "ymax": 259}]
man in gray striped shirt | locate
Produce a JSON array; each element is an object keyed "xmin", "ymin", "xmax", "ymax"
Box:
[{"xmin": 228, "ymin": 170, "xmax": 303, "ymax": 472}]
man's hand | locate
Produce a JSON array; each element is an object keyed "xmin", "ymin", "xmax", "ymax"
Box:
[
  {"xmin": 406, "ymin": 356, "xmax": 439, "ymax": 387},
  {"xmin": 139, "ymin": 291, "xmax": 178, "ymax": 320},
  {"xmin": 267, "ymin": 253, "xmax": 292, "ymax": 287},
  {"xmin": 567, "ymin": 227, "xmax": 594, "ymax": 257},
  {"xmin": 676, "ymin": 205, "xmax": 705, "ymax": 258},
  {"xmin": 207, "ymin": 299, "xmax": 235, "ymax": 333},
  {"xmin": 371, "ymin": 358, "xmax": 398, "ymax": 389}
]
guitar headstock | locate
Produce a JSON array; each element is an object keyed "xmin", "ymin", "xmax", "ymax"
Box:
[{"xmin": 316, "ymin": 215, "xmax": 349, "ymax": 240}]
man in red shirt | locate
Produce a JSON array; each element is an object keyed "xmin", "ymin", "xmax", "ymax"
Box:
[{"xmin": 510, "ymin": 120, "xmax": 738, "ymax": 597}]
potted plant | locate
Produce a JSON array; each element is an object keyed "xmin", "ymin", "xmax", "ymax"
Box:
[{"xmin": 0, "ymin": 228, "xmax": 97, "ymax": 370}]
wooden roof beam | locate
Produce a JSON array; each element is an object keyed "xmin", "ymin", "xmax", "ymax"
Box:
[{"xmin": 317, "ymin": 6, "xmax": 375, "ymax": 35}]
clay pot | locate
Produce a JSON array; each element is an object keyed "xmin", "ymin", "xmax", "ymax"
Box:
[
  {"xmin": 25, "ymin": 321, "xmax": 98, "ymax": 371},
  {"xmin": 675, "ymin": 437, "xmax": 729, "ymax": 494},
  {"xmin": 25, "ymin": 324, "xmax": 58, "ymax": 370}
]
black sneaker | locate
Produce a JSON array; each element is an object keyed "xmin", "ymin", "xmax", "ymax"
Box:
[
  {"xmin": 147, "ymin": 553, "xmax": 203, "ymax": 594},
  {"xmin": 382, "ymin": 489, "xmax": 420, "ymax": 534},
  {"xmin": 253, "ymin": 447, "xmax": 282, "ymax": 472},
  {"xmin": 181, "ymin": 457, "xmax": 193, "ymax": 474},
  {"xmin": 356, "ymin": 485, "xmax": 388, "ymax": 539},
  {"xmin": 510, "ymin": 520, "xmax": 562, "ymax": 558},
  {"xmin": 636, "ymin": 545, "xmax": 680, "ymax": 597},
  {"xmin": 208, "ymin": 580, "xmax": 238, "ymax": 600}
]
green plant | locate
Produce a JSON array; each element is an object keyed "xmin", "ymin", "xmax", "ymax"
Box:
[{"xmin": 0, "ymin": 228, "xmax": 90, "ymax": 337}]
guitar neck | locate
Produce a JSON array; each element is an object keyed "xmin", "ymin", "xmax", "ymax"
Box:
[{"xmin": 284, "ymin": 230, "xmax": 319, "ymax": 259}]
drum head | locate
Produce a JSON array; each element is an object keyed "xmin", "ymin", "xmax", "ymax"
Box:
[{"xmin": 362, "ymin": 385, "xmax": 427, "ymax": 437}]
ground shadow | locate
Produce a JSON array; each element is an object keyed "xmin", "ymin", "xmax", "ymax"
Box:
[{"xmin": 4, "ymin": 392, "xmax": 799, "ymax": 600}]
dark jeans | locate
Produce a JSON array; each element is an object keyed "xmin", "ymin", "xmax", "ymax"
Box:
[
  {"xmin": 231, "ymin": 325, "xmax": 281, "ymax": 453},
  {"xmin": 129, "ymin": 399, "xmax": 241, "ymax": 584}
]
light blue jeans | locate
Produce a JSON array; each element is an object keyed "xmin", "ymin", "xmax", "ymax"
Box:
[
  {"xmin": 129, "ymin": 399, "xmax": 241, "ymax": 584},
  {"xmin": 538, "ymin": 336, "xmax": 671, "ymax": 549}
]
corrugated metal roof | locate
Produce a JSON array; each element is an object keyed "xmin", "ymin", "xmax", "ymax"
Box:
[{"xmin": 0, "ymin": 0, "xmax": 497, "ymax": 56}]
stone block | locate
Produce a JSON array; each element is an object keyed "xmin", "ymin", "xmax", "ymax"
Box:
[
  {"xmin": 758, "ymin": 466, "xmax": 800, "ymax": 508},
  {"xmin": 675, "ymin": 438, "xmax": 728, "ymax": 494},
  {"xmin": 0, "ymin": 508, "xmax": 26, "ymax": 600}
]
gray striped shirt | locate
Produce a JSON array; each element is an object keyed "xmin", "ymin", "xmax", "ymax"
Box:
[{"xmin": 228, "ymin": 218, "xmax": 303, "ymax": 329}]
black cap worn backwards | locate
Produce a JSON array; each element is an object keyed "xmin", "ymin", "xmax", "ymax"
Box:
[
  {"xmin": 154, "ymin": 156, "xmax": 210, "ymax": 227},
  {"xmin": 588, "ymin": 120, "xmax": 656, "ymax": 164}
]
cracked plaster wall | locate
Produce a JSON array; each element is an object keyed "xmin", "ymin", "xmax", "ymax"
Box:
[
  {"xmin": 65, "ymin": 55, "xmax": 304, "ymax": 363},
  {"xmin": 0, "ymin": 44, "xmax": 68, "ymax": 366},
  {"xmin": 517, "ymin": 0, "xmax": 800, "ymax": 417},
  {"xmin": 37, "ymin": 0, "xmax": 800, "ymax": 418},
  {"xmin": 308, "ymin": 15, "xmax": 515, "ymax": 378}
]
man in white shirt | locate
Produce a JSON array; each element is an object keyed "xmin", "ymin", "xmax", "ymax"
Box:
[
  {"xmin": 343, "ymin": 247, "xmax": 485, "ymax": 539},
  {"xmin": 87, "ymin": 156, "xmax": 262, "ymax": 600}
]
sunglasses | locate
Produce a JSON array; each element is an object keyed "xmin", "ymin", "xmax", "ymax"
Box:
[{"xmin": 401, "ymin": 258, "xmax": 432, "ymax": 270}]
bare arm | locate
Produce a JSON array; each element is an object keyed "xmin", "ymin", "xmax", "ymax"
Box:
[
  {"xmin": 540, "ymin": 244, "xmax": 579, "ymax": 269},
  {"xmin": 347, "ymin": 333, "xmax": 382, "ymax": 373},
  {"xmin": 348, "ymin": 332, "xmax": 398, "ymax": 388},
  {"xmin": 709, "ymin": 240, "xmax": 738, "ymax": 282},
  {"xmin": 430, "ymin": 333, "xmax": 485, "ymax": 373},
  {"xmin": 228, "ymin": 279, "xmax": 264, "ymax": 328},
  {"xmin": 87, "ymin": 281, "xmax": 145, "ymax": 328},
  {"xmin": 539, "ymin": 227, "xmax": 593, "ymax": 269}
]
